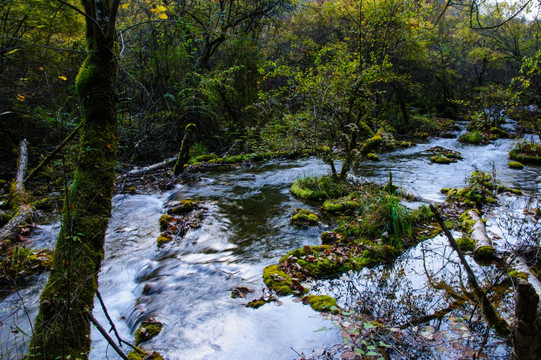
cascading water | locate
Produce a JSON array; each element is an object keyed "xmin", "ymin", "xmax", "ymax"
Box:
[{"xmin": 1, "ymin": 120, "xmax": 540, "ymax": 359}]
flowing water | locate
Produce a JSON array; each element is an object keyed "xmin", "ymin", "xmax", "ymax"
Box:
[{"xmin": 1, "ymin": 121, "xmax": 540, "ymax": 359}]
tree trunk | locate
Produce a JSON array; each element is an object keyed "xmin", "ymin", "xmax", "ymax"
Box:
[
  {"xmin": 27, "ymin": 1, "xmax": 120, "ymax": 359},
  {"xmin": 173, "ymin": 123, "xmax": 196, "ymax": 176},
  {"xmin": 512, "ymin": 279, "xmax": 541, "ymax": 360}
]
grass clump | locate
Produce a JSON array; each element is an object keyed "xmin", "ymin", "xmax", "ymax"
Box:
[
  {"xmin": 458, "ymin": 130, "xmax": 485, "ymax": 145},
  {"xmin": 291, "ymin": 175, "xmax": 353, "ymax": 200}
]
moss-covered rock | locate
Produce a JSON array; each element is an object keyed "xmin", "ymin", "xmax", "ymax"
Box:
[
  {"xmin": 303, "ymin": 295, "xmax": 339, "ymax": 314},
  {"xmin": 263, "ymin": 264, "xmax": 295, "ymax": 295},
  {"xmin": 508, "ymin": 161, "xmax": 524, "ymax": 169},
  {"xmin": 291, "ymin": 208, "xmax": 319, "ymax": 226},
  {"xmin": 127, "ymin": 348, "xmax": 164, "ymax": 360},
  {"xmin": 489, "ymin": 127, "xmax": 508, "ymax": 138},
  {"xmin": 366, "ymin": 152, "xmax": 379, "ymax": 161},
  {"xmin": 361, "ymin": 131, "xmax": 383, "ymax": 155},
  {"xmin": 430, "ymin": 155, "xmax": 452, "ymax": 164},
  {"xmin": 458, "ymin": 130, "xmax": 484, "ymax": 145},
  {"xmin": 159, "ymin": 214, "xmax": 173, "ymax": 231},
  {"xmin": 245, "ymin": 299, "xmax": 266, "ymax": 309},
  {"xmin": 134, "ymin": 318, "xmax": 163, "ymax": 346},
  {"xmin": 290, "ymin": 181, "xmax": 314, "ymax": 200},
  {"xmin": 156, "ymin": 234, "xmax": 172, "ymax": 247},
  {"xmin": 168, "ymin": 200, "xmax": 194, "ymax": 215}
]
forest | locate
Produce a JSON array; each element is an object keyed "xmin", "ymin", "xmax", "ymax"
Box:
[{"xmin": 0, "ymin": 0, "xmax": 540, "ymax": 359}]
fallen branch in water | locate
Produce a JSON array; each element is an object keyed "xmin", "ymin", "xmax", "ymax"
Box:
[
  {"xmin": 429, "ymin": 204, "xmax": 510, "ymax": 336},
  {"xmin": 89, "ymin": 314, "xmax": 129, "ymax": 360},
  {"xmin": 126, "ymin": 156, "xmax": 177, "ymax": 176},
  {"xmin": 0, "ymin": 140, "xmax": 33, "ymax": 242}
]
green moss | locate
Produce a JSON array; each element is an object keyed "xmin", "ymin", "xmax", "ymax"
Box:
[
  {"xmin": 303, "ymin": 295, "xmax": 339, "ymax": 314},
  {"xmin": 508, "ymin": 270, "xmax": 529, "ymax": 280},
  {"xmin": 430, "ymin": 155, "xmax": 452, "ymax": 164},
  {"xmin": 168, "ymin": 200, "xmax": 194, "ymax": 215},
  {"xmin": 458, "ymin": 131, "xmax": 484, "ymax": 145},
  {"xmin": 400, "ymin": 141, "xmax": 413, "ymax": 147},
  {"xmin": 361, "ymin": 131, "xmax": 383, "ymax": 155},
  {"xmin": 474, "ymin": 245, "xmax": 495, "ymax": 260},
  {"xmin": 321, "ymin": 200, "xmax": 346, "ymax": 212},
  {"xmin": 157, "ymin": 234, "xmax": 172, "ymax": 247},
  {"xmin": 291, "ymin": 209, "xmax": 319, "ymax": 226},
  {"xmin": 456, "ymin": 237, "xmax": 475, "ymax": 252},
  {"xmin": 263, "ymin": 264, "xmax": 294, "ymax": 295},
  {"xmin": 508, "ymin": 161, "xmax": 524, "ymax": 169},
  {"xmin": 291, "ymin": 181, "xmax": 313, "ymax": 200},
  {"xmin": 135, "ymin": 319, "xmax": 163, "ymax": 346},
  {"xmin": 159, "ymin": 214, "xmax": 173, "ymax": 231},
  {"xmin": 489, "ymin": 127, "xmax": 508, "ymax": 138},
  {"xmin": 245, "ymin": 300, "xmax": 266, "ymax": 309},
  {"xmin": 128, "ymin": 348, "xmax": 164, "ymax": 360},
  {"xmin": 366, "ymin": 152, "xmax": 379, "ymax": 161},
  {"xmin": 192, "ymin": 153, "xmax": 218, "ymax": 163}
]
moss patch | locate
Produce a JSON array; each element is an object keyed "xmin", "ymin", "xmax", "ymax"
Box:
[
  {"xmin": 456, "ymin": 237, "xmax": 475, "ymax": 252},
  {"xmin": 134, "ymin": 318, "xmax": 163, "ymax": 346},
  {"xmin": 291, "ymin": 208, "xmax": 319, "ymax": 226},
  {"xmin": 508, "ymin": 161, "xmax": 524, "ymax": 169},
  {"xmin": 263, "ymin": 264, "xmax": 295, "ymax": 295},
  {"xmin": 128, "ymin": 348, "xmax": 164, "ymax": 360},
  {"xmin": 168, "ymin": 200, "xmax": 195, "ymax": 215},
  {"xmin": 157, "ymin": 234, "xmax": 172, "ymax": 247},
  {"xmin": 159, "ymin": 214, "xmax": 173, "ymax": 231},
  {"xmin": 303, "ymin": 295, "xmax": 339, "ymax": 314}
]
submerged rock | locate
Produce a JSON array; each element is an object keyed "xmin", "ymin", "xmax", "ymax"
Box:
[
  {"xmin": 134, "ymin": 318, "xmax": 163, "ymax": 346},
  {"xmin": 291, "ymin": 208, "xmax": 319, "ymax": 226}
]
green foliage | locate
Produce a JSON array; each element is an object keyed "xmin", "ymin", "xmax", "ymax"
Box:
[{"xmin": 458, "ymin": 131, "xmax": 485, "ymax": 145}]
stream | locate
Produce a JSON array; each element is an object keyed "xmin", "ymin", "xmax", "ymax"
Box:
[{"xmin": 1, "ymin": 120, "xmax": 540, "ymax": 359}]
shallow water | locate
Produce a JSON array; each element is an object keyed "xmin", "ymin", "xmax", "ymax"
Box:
[{"xmin": 1, "ymin": 119, "xmax": 540, "ymax": 359}]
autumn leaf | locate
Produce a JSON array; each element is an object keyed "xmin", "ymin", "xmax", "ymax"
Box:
[{"xmin": 58, "ymin": 75, "xmax": 67, "ymax": 81}]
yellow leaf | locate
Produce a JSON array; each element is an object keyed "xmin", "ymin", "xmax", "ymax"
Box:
[
  {"xmin": 156, "ymin": 5, "xmax": 166, "ymax": 12},
  {"xmin": 151, "ymin": 8, "xmax": 159, "ymax": 13},
  {"xmin": 16, "ymin": 94, "xmax": 25, "ymax": 101},
  {"xmin": 38, "ymin": 66, "xmax": 44, "ymax": 71},
  {"xmin": 58, "ymin": 75, "xmax": 67, "ymax": 81},
  {"xmin": 158, "ymin": 13, "xmax": 168, "ymax": 19},
  {"xmin": 121, "ymin": 3, "xmax": 129, "ymax": 9}
]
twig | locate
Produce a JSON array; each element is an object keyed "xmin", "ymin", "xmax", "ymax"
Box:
[
  {"xmin": 89, "ymin": 314, "xmax": 129, "ymax": 360},
  {"xmin": 96, "ymin": 290, "xmax": 137, "ymax": 350}
]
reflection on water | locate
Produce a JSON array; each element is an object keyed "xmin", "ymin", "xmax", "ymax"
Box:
[{"xmin": 1, "ymin": 122, "xmax": 540, "ymax": 359}]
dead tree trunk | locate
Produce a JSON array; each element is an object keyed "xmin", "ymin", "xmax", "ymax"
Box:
[
  {"xmin": 466, "ymin": 209, "xmax": 495, "ymax": 259},
  {"xmin": 430, "ymin": 205, "xmax": 510, "ymax": 335},
  {"xmin": 173, "ymin": 123, "xmax": 196, "ymax": 176},
  {"xmin": 512, "ymin": 279, "xmax": 541, "ymax": 360}
]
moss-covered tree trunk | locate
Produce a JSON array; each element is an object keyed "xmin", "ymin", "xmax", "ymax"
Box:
[{"xmin": 27, "ymin": 1, "xmax": 120, "ymax": 359}]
